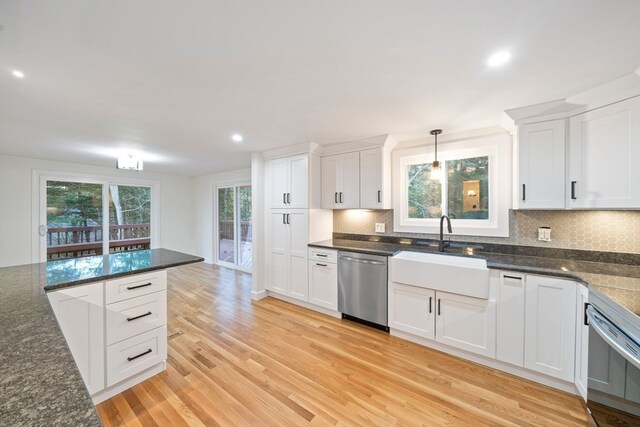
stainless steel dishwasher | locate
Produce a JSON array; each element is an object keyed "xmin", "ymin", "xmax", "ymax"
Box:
[{"xmin": 338, "ymin": 251, "xmax": 388, "ymax": 329}]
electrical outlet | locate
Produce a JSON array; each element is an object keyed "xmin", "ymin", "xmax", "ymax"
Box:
[
  {"xmin": 538, "ymin": 226, "xmax": 551, "ymax": 242},
  {"xmin": 375, "ymin": 223, "xmax": 385, "ymax": 233}
]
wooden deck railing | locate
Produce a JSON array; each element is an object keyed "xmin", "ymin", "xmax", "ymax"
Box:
[
  {"xmin": 47, "ymin": 224, "xmax": 151, "ymax": 260},
  {"xmin": 219, "ymin": 220, "xmax": 253, "ymax": 242}
]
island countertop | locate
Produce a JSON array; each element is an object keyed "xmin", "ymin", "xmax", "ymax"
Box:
[{"xmin": 0, "ymin": 249, "xmax": 203, "ymax": 427}]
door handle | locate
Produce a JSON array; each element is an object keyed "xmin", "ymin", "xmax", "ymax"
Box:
[
  {"xmin": 286, "ymin": 214, "xmax": 290, "ymax": 224},
  {"xmin": 316, "ymin": 263, "xmax": 327, "ymax": 267},
  {"xmin": 127, "ymin": 311, "xmax": 152, "ymax": 322},
  {"xmin": 38, "ymin": 225, "xmax": 47, "ymax": 237},
  {"xmin": 335, "ymin": 192, "xmax": 338, "ymax": 204},
  {"xmin": 287, "ymin": 193, "xmax": 290, "ymax": 204},
  {"xmin": 282, "ymin": 214, "xmax": 286, "ymax": 224},
  {"xmin": 378, "ymin": 190, "xmax": 381, "ymax": 203},
  {"xmin": 339, "ymin": 192, "xmax": 343, "ymax": 203},
  {"xmin": 429, "ymin": 296, "xmax": 432, "ymax": 314},
  {"xmin": 126, "ymin": 282, "xmax": 152, "ymax": 290},
  {"xmin": 283, "ymin": 193, "xmax": 286, "ymax": 204},
  {"xmin": 522, "ymin": 184, "xmax": 526, "ymax": 201},
  {"xmin": 339, "ymin": 256, "xmax": 385, "ymax": 265},
  {"xmin": 571, "ymin": 181, "xmax": 577, "ymax": 200},
  {"xmin": 127, "ymin": 348, "xmax": 152, "ymax": 362},
  {"xmin": 437, "ymin": 299, "xmax": 441, "ymax": 316}
]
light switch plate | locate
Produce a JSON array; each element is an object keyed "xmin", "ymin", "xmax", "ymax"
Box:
[{"xmin": 375, "ymin": 223, "xmax": 385, "ymax": 233}]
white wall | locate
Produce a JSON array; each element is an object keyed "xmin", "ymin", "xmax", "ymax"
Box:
[
  {"xmin": 0, "ymin": 155, "xmax": 196, "ymax": 267},
  {"xmin": 193, "ymin": 168, "xmax": 251, "ymax": 263}
]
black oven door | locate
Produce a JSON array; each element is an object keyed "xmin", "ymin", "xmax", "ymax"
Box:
[{"xmin": 586, "ymin": 304, "xmax": 640, "ymax": 425}]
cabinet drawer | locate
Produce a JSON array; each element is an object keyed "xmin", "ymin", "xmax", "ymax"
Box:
[
  {"xmin": 308, "ymin": 248, "xmax": 337, "ymax": 264},
  {"xmin": 106, "ymin": 325, "xmax": 167, "ymax": 387},
  {"xmin": 106, "ymin": 291, "xmax": 167, "ymax": 345},
  {"xmin": 105, "ymin": 270, "xmax": 167, "ymax": 304}
]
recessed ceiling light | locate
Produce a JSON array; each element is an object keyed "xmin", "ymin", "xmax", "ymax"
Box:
[
  {"xmin": 487, "ymin": 51, "xmax": 511, "ymax": 67},
  {"xmin": 231, "ymin": 133, "xmax": 243, "ymax": 143},
  {"xmin": 11, "ymin": 69, "xmax": 25, "ymax": 79}
]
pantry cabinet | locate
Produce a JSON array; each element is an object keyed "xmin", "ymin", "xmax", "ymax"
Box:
[
  {"xmin": 266, "ymin": 210, "xmax": 310, "ymax": 301},
  {"xmin": 321, "ymin": 152, "xmax": 360, "ymax": 209},
  {"xmin": 568, "ymin": 96, "xmax": 640, "ymax": 209},
  {"xmin": 515, "ymin": 119, "xmax": 565, "ymax": 209},
  {"xmin": 268, "ymin": 155, "xmax": 309, "ymax": 209}
]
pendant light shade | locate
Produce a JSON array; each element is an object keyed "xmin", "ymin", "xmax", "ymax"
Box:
[{"xmin": 430, "ymin": 129, "xmax": 443, "ymax": 181}]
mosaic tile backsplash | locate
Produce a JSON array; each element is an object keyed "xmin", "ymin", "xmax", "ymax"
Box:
[{"xmin": 333, "ymin": 210, "xmax": 640, "ymax": 254}]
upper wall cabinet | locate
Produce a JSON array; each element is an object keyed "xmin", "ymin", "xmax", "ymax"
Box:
[
  {"xmin": 321, "ymin": 136, "xmax": 396, "ymax": 210},
  {"xmin": 568, "ymin": 96, "xmax": 640, "ymax": 209},
  {"xmin": 321, "ymin": 152, "xmax": 360, "ymax": 209},
  {"xmin": 268, "ymin": 154, "xmax": 313, "ymax": 209},
  {"xmin": 515, "ymin": 119, "xmax": 566, "ymax": 209}
]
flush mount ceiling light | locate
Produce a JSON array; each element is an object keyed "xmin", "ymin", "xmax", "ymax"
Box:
[
  {"xmin": 487, "ymin": 50, "xmax": 511, "ymax": 67},
  {"xmin": 231, "ymin": 133, "xmax": 243, "ymax": 143},
  {"xmin": 11, "ymin": 69, "xmax": 25, "ymax": 79},
  {"xmin": 116, "ymin": 155, "xmax": 143, "ymax": 171},
  {"xmin": 429, "ymin": 129, "xmax": 443, "ymax": 181}
]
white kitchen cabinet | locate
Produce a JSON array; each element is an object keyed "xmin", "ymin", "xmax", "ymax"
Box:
[
  {"xmin": 308, "ymin": 248, "xmax": 338, "ymax": 310},
  {"xmin": 48, "ymin": 281, "xmax": 105, "ymax": 395},
  {"xmin": 515, "ymin": 119, "xmax": 566, "ymax": 209},
  {"xmin": 496, "ymin": 272, "xmax": 526, "ymax": 366},
  {"xmin": 436, "ymin": 291, "xmax": 496, "ymax": 358},
  {"xmin": 266, "ymin": 210, "xmax": 310, "ymax": 302},
  {"xmin": 268, "ymin": 155, "xmax": 309, "ymax": 209},
  {"xmin": 524, "ymin": 274, "xmax": 577, "ymax": 382},
  {"xmin": 568, "ymin": 96, "xmax": 640, "ymax": 208},
  {"xmin": 389, "ymin": 282, "xmax": 435, "ymax": 339},
  {"xmin": 321, "ymin": 152, "xmax": 360, "ymax": 209},
  {"xmin": 359, "ymin": 147, "xmax": 393, "ymax": 209},
  {"xmin": 575, "ymin": 284, "xmax": 589, "ymax": 401},
  {"xmin": 388, "ymin": 281, "xmax": 495, "ymax": 358}
]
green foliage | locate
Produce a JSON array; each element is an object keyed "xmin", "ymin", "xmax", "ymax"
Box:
[
  {"xmin": 46, "ymin": 181, "xmax": 103, "ymax": 226},
  {"xmin": 109, "ymin": 185, "xmax": 151, "ymax": 225},
  {"xmin": 219, "ymin": 186, "xmax": 251, "ymax": 221}
]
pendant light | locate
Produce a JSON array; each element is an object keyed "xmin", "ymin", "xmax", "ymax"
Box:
[{"xmin": 429, "ymin": 129, "xmax": 443, "ymax": 181}]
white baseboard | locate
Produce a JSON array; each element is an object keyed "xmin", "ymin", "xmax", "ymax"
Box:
[
  {"xmin": 251, "ymin": 289, "xmax": 268, "ymax": 300},
  {"xmin": 91, "ymin": 361, "xmax": 166, "ymax": 404},
  {"xmin": 390, "ymin": 329, "xmax": 578, "ymax": 395},
  {"xmin": 266, "ymin": 291, "xmax": 341, "ymax": 318}
]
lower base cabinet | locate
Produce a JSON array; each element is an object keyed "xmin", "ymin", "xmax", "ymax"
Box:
[
  {"xmin": 389, "ymin": 281, "xmax": 496, "ymax": 358},
  {"xmin": 48, "ymin": 270, "xmax": 168, "ymax": 401}
]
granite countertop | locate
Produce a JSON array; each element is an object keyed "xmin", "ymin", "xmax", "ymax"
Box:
[
  {"xmin": 0, "ymin": 249, "xmax": 203, "ymax": 427},
  {"xmin": 309, "ymin": 238, "xmax": 640, "ymax": 317}
]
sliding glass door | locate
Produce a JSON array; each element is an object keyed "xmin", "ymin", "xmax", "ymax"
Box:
[
  {"xmin": 216, "ymin": 184, "xmax": 252, "ymax": 271},
  {"xmin": 41, "ymin": 177, "xmax": 154, "ymax": 261}
]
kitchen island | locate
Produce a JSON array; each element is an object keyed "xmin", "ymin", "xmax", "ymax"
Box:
[{"xmin": 0, "ymin": 249, "xmax": 203, "ymax": 427}]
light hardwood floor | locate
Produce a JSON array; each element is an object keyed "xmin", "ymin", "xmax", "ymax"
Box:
[{"xmin": 97, "ymin": 263, "xmax": 591, "ymax": 426}]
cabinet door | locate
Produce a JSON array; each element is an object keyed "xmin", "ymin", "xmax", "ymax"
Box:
[
  {"xmin": 266, "ymin": 211, "xmax": 288, "ymax": 294},
  {"xmin": 517, "ymin": 120, "xmax": 565, "ymax": 209},
  {"xmin": 321, "ymin": 155, "xmax": 339, "ymax": 209},
  {"xmin": 269, "ymin": 158, "xmax": 289, "ymax": 209},
  {"xmin": 339, "ymin": 152, "xmax": 360, "ymax": 209},
  {"xmin": 288, "ymin": 155, "xmax": 309, "ymax": 209},
  {"xmin": 524, "ymin": 275, "xmax": 577, "ymax": 382},
  {"xmin": 360, "ymin": 148, "xmax": 383, "ymax": 209},
  {"xmin": 309, "ymin": 261, "xmax": 338, "ymax": 310},
  {"xmin": 287, "ymin": 210, "xmax": 309, "ymax": 301},
  {"xmin": 496, "ymin": 272, "xmax": 525, "ymax": 367},
  {"xmin": 389, "ymin": 282, "xmax": 435, "ymax": 339},
  {"xmin": 568, "ymin": 96, "xmax": 640, "ymax": 208},
  {"xmin": 575, "ymin": 285, "xmax": 589, "ymax": 401},
  {"xmin": 48, "ymin": 282, "xmax": 105, "ymax": 395},
  {"xmin": 435, "ymin": 291, "xmax": 496, "ymax": 358}
]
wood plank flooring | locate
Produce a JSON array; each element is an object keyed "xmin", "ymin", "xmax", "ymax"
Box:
[{"xmin": 97, "ymin": 263, "xmax": 591, "ymax": 426}]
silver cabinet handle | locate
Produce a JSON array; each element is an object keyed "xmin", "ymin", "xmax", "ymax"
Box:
[
  {"xmin": 339, "ymin": 256, "xmax": 385, "ymax": 265},
  {"xmin": 587, "ymin": 305, "xmax": 640, "ymax": 369}
]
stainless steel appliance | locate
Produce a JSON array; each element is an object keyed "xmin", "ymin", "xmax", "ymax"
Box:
[
  {"xmin": 586, "ymin": 288, "xmax": 640, "ymax": 424},
  {"xmin": 338, "ymin": 251, "xmax": 388, "ymax": 328}
]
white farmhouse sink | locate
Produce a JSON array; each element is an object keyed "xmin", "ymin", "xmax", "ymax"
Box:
[{"xmin": 391, "ymin": 251, "xmax": 490, "ymax": 299}]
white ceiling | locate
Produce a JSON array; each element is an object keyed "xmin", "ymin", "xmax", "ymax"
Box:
[{"xmin": 1, "ymin": 1, "xmax": 639, "ymax": 176}]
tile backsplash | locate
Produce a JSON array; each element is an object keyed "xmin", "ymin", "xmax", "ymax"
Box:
[{"xmin": 333, "ymin": 210, "xmax": 640, "ymax": 254}]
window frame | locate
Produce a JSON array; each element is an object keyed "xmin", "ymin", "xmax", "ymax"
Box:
[{"xmin": 393, "ymin": 133, "xmax": 511, "ymax": 237}]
